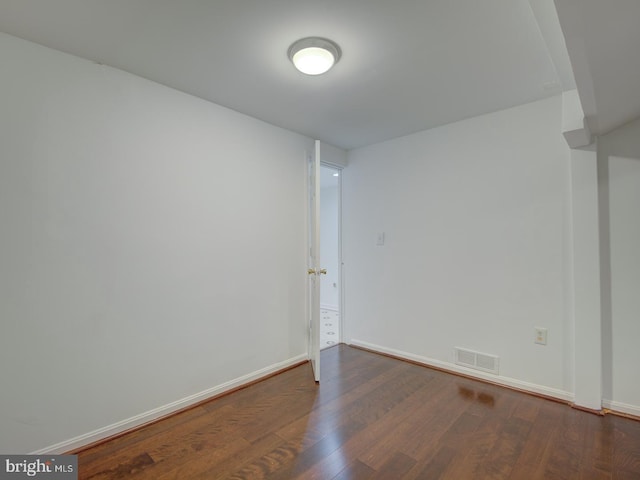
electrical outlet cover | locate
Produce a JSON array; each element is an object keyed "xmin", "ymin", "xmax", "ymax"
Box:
[{"xmin": 535, "ymin": 327, "xmax": 548, "ymax": 345}]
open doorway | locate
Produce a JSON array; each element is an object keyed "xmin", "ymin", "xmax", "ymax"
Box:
[{"xmin": 319, "ymin": 164, "xmax": 341, "ymax": 349}]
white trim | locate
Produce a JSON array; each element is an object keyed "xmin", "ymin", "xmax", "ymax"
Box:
[
  {"xmin": 603, "ymin": 399, "xmax": 640, "ymax": 418},
  {"xmin": 349, "ymin": 340, "xmax": 574, "ymax": 403},
  {"xmin": 31, "ymin": 354, "xmax": 308, "ymax": 454},
  {"xmin": 320, "ymin": 303, "xmax": 339, "ymax": 312},
  {"xmin": 337, "ymin": 164, "xmax": 344, "ymax": 347}
]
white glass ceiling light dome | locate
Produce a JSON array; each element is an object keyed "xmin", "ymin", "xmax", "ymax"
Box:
[{"xmin": 288, "ymin": 37, "xmax": 341, "ymax": 75}]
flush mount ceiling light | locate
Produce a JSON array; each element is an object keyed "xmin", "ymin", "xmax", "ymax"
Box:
[{"xmin": 288, "ymin": 37, "xmax": 341, "ymax": 75}]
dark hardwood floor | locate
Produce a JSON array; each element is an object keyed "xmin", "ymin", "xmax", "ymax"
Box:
[{"xmin": 76, "ymin": 345, "xmax": 640, "ymax": 479}]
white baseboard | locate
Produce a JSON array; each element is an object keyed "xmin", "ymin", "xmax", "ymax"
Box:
[
  {"xmin": 603, "ymin": 399, "xmax": 640, "ymax": 418},
  {"xmin": 349, "ymin": 340, "xmax": 574, "ymax": 403},
  {"xmin": 31, "ymin": 354, "xmax": 308, "ymax": 455}
]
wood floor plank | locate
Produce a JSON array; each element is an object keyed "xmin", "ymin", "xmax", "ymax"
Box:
[
  {"xmin": 369, "ymin": 451, "xmax": 417, "ymax": 479},
  {"xmin": 436, "ymin": 400, "xmax": 515, "ymax": 479},
  {"xmin": 83, "ymin": 453, "xmax": 155, "ymax": 480},
  {"xmin": 356, "ymin": 375, "xmax": 451, "ymax": 470},
  {"xmin": 613, "ymin": 415, "xmax": 640, "ymax": 479},
  {"xmin": 409, "ymin": 445, "xmax": 458, "ymax": 479},
  {"xmin": 474, "ymin": 415, "xmax": 532, "ymax": 479},
  {"xmin": 76, "ymin": 345, "xmax": 640, "ymax": 479},
  {"xmin": 273, "ymin": 367, "xmax": 432, "ymax": 478},
  {"xmin": 331, "ymin": 460, "xmax": 375, "ymax": 480},
  {"xmin": 398, "ymin": 381, "xmax": 478, "ymax": 462},
  {"xmin": 265, "ymin": 418, "xmax": 367, "ymax": 480},
  {"xmin": 508, "ymin": 400, "xmax": 565, "ymax": 479},
  {"xmin": 77, "ymin": 405, "xmax": 212, "ymax": 468},
  {"xmin": 188, "ymin": 433, "xmax": 287, "ymax": 480},
  {"xmin": 275, "ymin": 362, "xmax": 413, "ymax": 451},
  {"xmin": 153, "ymin": 437, "xmax": 251, "ymax": 480},
  {"xmin": 543, "ymin": 409, "xmax": 587, "ymax": 479}
]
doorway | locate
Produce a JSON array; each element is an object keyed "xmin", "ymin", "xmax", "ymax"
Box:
[{"xmin": 319, "ymin": 164, "xmax": 341, "ymax": 349}]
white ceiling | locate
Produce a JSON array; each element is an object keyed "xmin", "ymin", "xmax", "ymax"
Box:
[{"xmin": 0, "ymin": 0, "xmax": 636, "ymax": 149}]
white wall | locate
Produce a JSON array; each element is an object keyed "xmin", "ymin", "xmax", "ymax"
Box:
[
  {"xmin": 598, "ymin": 118, "xmax": 640, "ymax": 413},
  {"xmin": 343, "ymin": 96, "xmax": 573, "ymax": 395},
  {"xmin": 320, "ymin": 182, "xmax": 340, "ymax": 310},
  {"xmin": 0, "ymin": 33, "xmax": 312, "ymax": 453}
]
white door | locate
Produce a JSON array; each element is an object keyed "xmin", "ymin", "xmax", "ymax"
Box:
[{"xmin": 308, "ymin": 140, "xmax": 322, "ymax": 382}]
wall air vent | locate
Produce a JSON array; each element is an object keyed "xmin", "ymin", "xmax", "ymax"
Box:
[{"xmin": 454, "ymin": 347, "xmax": 500, "ymax": 375}]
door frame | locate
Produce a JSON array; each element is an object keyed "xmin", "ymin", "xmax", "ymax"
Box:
[{"xmin": 319, "ymin": 162, "xmax": 344, "ymax": 346}]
